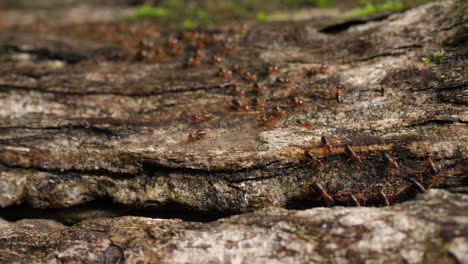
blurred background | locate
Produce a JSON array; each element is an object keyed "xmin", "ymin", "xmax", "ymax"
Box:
[{"xmin": 0, "ymin": 0, "xmax": 438, "ymax": 28}]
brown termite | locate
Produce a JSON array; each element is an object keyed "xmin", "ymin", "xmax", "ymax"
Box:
[
  {"xmin": 304, "ymin": 151, "xmax": 324, "ymax": 167},
  {"xmin": 230, "ymin": 87, "xmax": 245, "ymax": 96},
  {"xmin": 276, "ymin": 77, "xmax": 291, "ymax": 86},
  {"xmin": 409, "ymin": 178, "xmax": 426, "ymax": 193},
  {"xmin": 194, "ymin": 49, "xmax": 206, "ymax": 59},
  {"xmin": 186, "ymin": 56, "xmax": 201, "ymax": 67},
  {"xmin": 210, "ymin": 55, "xmax": 223, "ymax": 65},
  {"xmin": 153, "ymin": 48, "xmax": 164, "ymax": 60},
  {"xmin": 138, "ymin": 50, "xmax": 153, "ymax": 61},
  {"xmin": 188, "ymin": 130, "xmax": 207, "ymax": 141},
  {"xmin": 259, "ymin": 116, "xmax": 276, "ymax": 126},
  {"xmin": 168, "ymin": 46, "xmax": 182, "ymax": 56},
  {"xmin": 312, "ymin": 182, "xmax": 334, "ymax": 204},
  {"xmin": 232, "ymin": 99, "xmax": 250, "ymax": 112},
  {"xmin": 167, "ymin": 37, "xmax": 179, "ymax": 48},
  {"xmin": 192, "ymin": 113, "xmax": 213, "ymax": 123},
  {"xmin": 218, "ymin": 68, "xmax": 233, "ymax": 79},
  {"xmin": 317, "ymin": 64, "xmax": 329, "ymax": 74},
  {"xmin": 378, "ymin": 189, "xmax": 390, "ymax": 206},
  {"xmin": 273, "ymin": 106, "xmax": 287, "ymax": 117},
  {"xmin": 296, "ymin": 120, "xmax": 312, "ymax": 128},
  {"xmin": 243, "ymin": 72, "xmax": 257, "ymax": 81},
  {"xmin": 334, "ymin": 84, "xmax": 345, "ymax": 103},
  {"xmin": 291, "ymin": 96, "xmax": 305, "ymax": 107},
  {"xmin": 223, "ymin": 43, "xmax": 234, "ymax": 53},
  {"xmin": 254, "ymin": 83, "xmax": 268, "ymax": 93},
  {"xmin": 231, "ymin": 64, "xmax": 244, "ymax": 73},
  {"xmin": 253, "ymin": 98, "xmax": 266, "ymax": 109},
  {"xmin": 345, "ymin": 144, "xmax": 363, "ymax": 165},
  {"xmin": 383, "ymin": 153, "xmax": 399, "ymax": 169},
  {"xmin": 425, "ymin": 153, "xmax": 438, "ymax": 174},
  {"xmin": 306, "ymin": 64, "xmax": 329, "ymax": 76},
  {"xmin": 321, "ymin": 136, "xmax": 333, "ymax": 153},
  {"xmin": 267, "ymin": 65, "xmax": 280, "ymax": 74},
  {"xmin": 350, "ymin": 194, "xmax": 360, "ymax": 207},
  {"xmin": 140, "ymin": 40, "xmax": 155, "ymax": 50},
  {"xmin": 199, "ymin": 33, "xmax": 213, "ymax": 43},
  {"xmin": 182, "ymin": 31, "xmax": 199, "ymax": 41},
  {"xmin": 232, "ymin": 23, "xmax": 248, "ymax": 33}
]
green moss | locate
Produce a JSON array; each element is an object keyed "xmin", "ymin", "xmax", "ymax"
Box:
[
  {"xmin": 421, "ymin": 50, "xmax": 445, "ymax": 65},
  {"xmin": 123, "ymin": 0, "xmax": 335, "ymax": 27},
  {"xmin": 341, "ymin": 0, "xmax": 404, "ymax": 18},
  {"xmin": 432, "ymin": 50, "xmax": 444, "ymax": 63},
  {"xmin": 421, "ymin": 57, "xmax": 432, "ymax": 65},
  {"xmin": 130, "ymin": 6, "xmax": 170, "ymax": 19}
]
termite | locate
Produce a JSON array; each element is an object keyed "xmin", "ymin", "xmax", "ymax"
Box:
[
  {"xmin": 168, "ymin": 46, "xmax": 182, "ymax": 56},
  {"xmin": 276, "ymin": 77, "xmax": 291, "ymax": 86},
  {"xmin": 230, "ymin": 87, "xmax": 245, "ymax": 96},
  {"xmin": 232, "ymin": 99, "xmax": 250, "ymax": 112},
  {"xmin": 231, "ymin": 64, "xmax": 244, "ymax": 73},
  {"xmin": 194, "ymin": 49, "xmax": 206, "ymax": 59},
  {"xmin": 321, "ymin": 136, "xmax": 333, "ymax": 153},
  {"xmin": 138, "ymin": 50, "xmax": 154, "ymax": 61},
  {"xmin": 312, "ymin": 182, "xmax": 334, "ymax": 204},
  {"xmin": 210, "ymin": 55, "xmax": 223, "ymax": 65},
  {"xmin": 273, "ymin": 106, "xmax": 286, "ymax": 117},
  {"xmin": 409, "ymin": 178, "xmax": 426, "ymax": 193},
  {"xmin": 425, "ymin": 153, "xmax": 438, "ymax": 174},
  {"xmin": 378, "ymin": 189, "xmax": 390, "ymax": 206},
  {"xmin": 254, "ymin": 83, "xmax": 268, "ymax": 93},
  {"xmin": 218, "ymin": 68, "xmax": 233, "ymax": 79},
  {"xmin": 350, "ymin": 194, "xmax": 360, "ymax": 207},
  {"xmin": 345, "ymin": 144, "xmax": 363, "ymax": 165},
  {"xmin": 267, "ymin": 65, "xmax": 280, "ymax": 74},
  {"xmin": 317, "ymin": 64, "xmax": 329, "ymax": 74},
  {"xmin": 188, "ymin": 130, "xmax": 206, "ymax": 141},
  {"xmin": 383, "ymin": 153, "xmax": 399, "ymax": 169},
  {"xmin": 243, "ymin": 72, "xmax": 257, "ymax": 81},
  {"xmin": 167, "ymin": 37, "xmax": 179, "ymax": 48},
  {"xmin": 334, "ymin": 84, "xmax": 345, "ymax": 103},
  {"xmin": 223, "ymin": 42, "xmax": 234, "ymax": 53},
  {"xmin": 259, "ymin": 116, "xmax": 276, "ymax": 126},
  {"xmin": 182, "ymin": 31, "xmax": 199, "ymax": 41},
  {"xmin": 232, "ymin": 23, "xmax": 248, "ymax": 33},
  {"xmin": 296, "ymin": 120, "xmax": 312, "ymax": 128},
  {"xmin": 190, "ymin": 40, "xmax": 204, "ymax": 49},
  {"xmin": 192, "ymin": 113, "xmax": 213, "ymax": 123},
  {"xmin": 140, "ymin": 40, "xmax": 155, "ymax": 50},
  {"xmin": 253, "ymin": 98, "xmax": 266, "ymax": 109},
  {"xmin": 186, "ymin": 56, "xmax": 200, "ymax": 67},
  {"xmin": 291, "ymin": 96, "xmax": 305, "ymax": 107},
  {"xmin": 304, "ymin": 151, "xmax": 324, "ymax": 167},
  {"xmin": 306, "ymin": 64, "xmax": 329, "ymax": 76}
]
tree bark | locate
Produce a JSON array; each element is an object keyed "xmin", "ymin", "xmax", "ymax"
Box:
[{"xmin": 0, "ymin": 0, "xmax": 467, "ymax": 262}]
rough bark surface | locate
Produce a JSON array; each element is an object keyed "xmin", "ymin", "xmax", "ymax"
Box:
[
  {"xmin": 1, "ymin": 0, "xmax": 466, "ymax": 213},
  {"xmin": 0, "ymin": 0, "xmax": 467, "ymax": 262},
  {"xmin": 0, "ymin": 189, "xmax": 467, "ymax": 263}
]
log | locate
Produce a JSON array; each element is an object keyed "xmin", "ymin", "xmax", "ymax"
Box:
[{"xmin": 0, "ymin": 0, "xmax": 467, "ymax": 262}]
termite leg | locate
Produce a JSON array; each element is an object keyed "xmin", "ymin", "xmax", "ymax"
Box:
[
  {"xmin": 350, "ymin": 194, "xmax": 360, "ymax": 207},
  {"xmin": 378, "ymin": 189, "xmax": 390, "ymax": 206},
  {"xmin": 313, "ymin": 182, "xmax": 334, "ymax": 204}
]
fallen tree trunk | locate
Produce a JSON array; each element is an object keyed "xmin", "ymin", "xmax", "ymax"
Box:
[
  {"xmin": 1, "ymin": 0, "xmax": 466, "ymax": 213},
  {"xmin": 0, "ymin": 0, "xmax": 467, "ymax": 263}
]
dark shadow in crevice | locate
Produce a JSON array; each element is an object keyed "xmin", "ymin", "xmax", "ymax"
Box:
[
  {"xmin": 0, "ymin": 199, "xmax": 233, "ymax": 226},
  {"xmin": 319, "ymin": 14, "xmax": 392, "ymax": 34}
]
